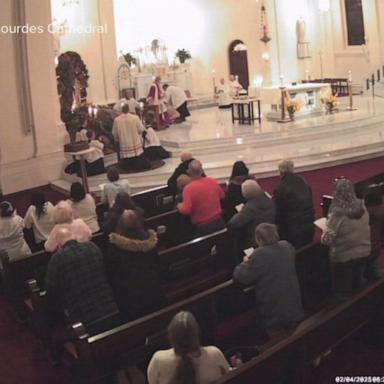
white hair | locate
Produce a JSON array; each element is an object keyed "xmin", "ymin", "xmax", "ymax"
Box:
[{"xmin": 241, "ymin": 179, "xmax": 262, "ymax": 200}]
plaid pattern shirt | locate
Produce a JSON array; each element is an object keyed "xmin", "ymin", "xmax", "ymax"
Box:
[{"xmin": 45, "ymin": 240, "xmax": 118, "ymax": 326}]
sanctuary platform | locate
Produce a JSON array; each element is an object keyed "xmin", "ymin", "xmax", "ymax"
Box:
[{"xmin": 51, "ymin": 96, "xmax": 384, "ymax": 196}]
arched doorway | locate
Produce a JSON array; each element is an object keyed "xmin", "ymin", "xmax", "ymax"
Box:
[{"xmin": 228, "ymin": 40, "xmax": 250, "ymax": 90}]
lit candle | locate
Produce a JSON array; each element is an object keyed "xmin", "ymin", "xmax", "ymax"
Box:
[
  {"xmin": 88, "ymin": 106, "xmax": 92, "ymax": 116},
  {"xmin": 279, "ymin": 74, "xmax": 284, "ymax": 86},
  {"xmin": 348, "ymin": 70, "xmax": 352, "ymax": 82},
  {"xmin": 93, "ymin": 107, "xmax": 98, "ymax": 118},
  {"xmin": 139, "ymin": 102, "xmax": 144, "ymax": 110}
]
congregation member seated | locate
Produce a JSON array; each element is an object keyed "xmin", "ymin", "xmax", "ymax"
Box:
[
  {"xmin": 0, "ymin": 201, "xmax": 31, "ymax": 261},
  {"xmin": 102, "ymin": 191, "xmax": 144, "ymax": 235},
  {"xmin": 101, "ymin": 167, "xmax": 131, "ymax": 208},
  {"xmin": 228, "ymin": 180, "xmax": 275, "ymax": 250},
  {"xmin": 163, "ymin": 83, "xmax": 191, "ymax": 123},
  {"xmin": 222, "ymin": 160, "xmax": 253, "ymax": 220},
  {"xmin": 67, "ymin": 182, "xmax": 99, "ymax": 234},
  {"xmin": 147, "ymin": 311, "xmax": 229, "ymax": 384},
  {"xmin": 24, "ymin": 190, "xmax": 55, "ymax": 247},
  {"xmin": 178, "ymin": 160, "xmax": 225, "ymax": 236},
  {"xmin": 364, "ymin": 185, "xmax": 384, "ymax": 281},
  {"xmin": 167, "ymin": 151, "xmax": 195, "ymax": 195},
  {"xmin": 274, "ymin": 160, "xmax": 315, "ymax": 248},
  {"xmin": 233, "ymin": 223, "xmax": 304, "ymax": 338},
  {"xmin": 45, "ymin": 227, "xmax": 119, "ymax": 334},
  {"xmin": 65, "ymin": 130, "xmax": 105, "ymax": 176},
  {"xmin": 45, "ymin": 201, "xmax": 92, "ymax": 252},
  {"xmin": 112, "ymin": 104, "xmax": 151, "ymax": 171},
  {"xmin": 107, "ymin": 210, "xmax": 165, "ymax": 321},
  {"xmin": 321, "ymin": 178, "xmax": 371, "ymax": 301}
]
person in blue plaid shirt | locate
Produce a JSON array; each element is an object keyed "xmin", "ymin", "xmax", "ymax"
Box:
[{"xmin": 45, "ymin": 227, "xmax": 119, "ymax": 331}]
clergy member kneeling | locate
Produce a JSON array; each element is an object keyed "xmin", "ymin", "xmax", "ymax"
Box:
[
  {"xmin": 163, "ymin": 83, "xmax": 191, "ymax": 123},
  {"xmin": 112, "ymin": 104, "xmax": 151, "ymax": 171}
]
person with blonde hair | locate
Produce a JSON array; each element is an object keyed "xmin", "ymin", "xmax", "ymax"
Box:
[
  {"xmin": 147, "ymin": 311, "xmax": 229, "ymax": 384},
  {"xmin": 234, "ymin": 223, "xmax": 303, "ymax": 337},
  {"xmin": 45, "ymin": 201, "xmax": 92, "ymax": 252}
]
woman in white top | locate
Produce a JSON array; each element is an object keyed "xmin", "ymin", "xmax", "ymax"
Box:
[
  {"xmin": 147, "ymin": 311, "xmax": 229, "ymax": 384},
  {"xmin": 45, "ymin": 201, "xmax": 92, "ymax": 252},
  {"xmin": 68, "ymin": 182, "xmax": 100, "ymax": 233},
  {"xmin": 0, "ymin": 201, "xmax": 31, "ymax": 261},
  {"xmin": 24, "ymin": 190, "xmax": 55, "ymax": 244}
]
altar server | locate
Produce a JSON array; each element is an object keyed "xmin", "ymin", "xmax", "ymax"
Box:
[
  {"xmin": 163, "ymin": 84, "xmax": 190, "ymax": 123},
  {"xmin": 216, "ymin": 78, "xmax": 232, "ymax": 108}
]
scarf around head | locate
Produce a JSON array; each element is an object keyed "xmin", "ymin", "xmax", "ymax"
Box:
[{"xmin": 329, "ymin": 178, "xmax": 363, "ymax": 218}]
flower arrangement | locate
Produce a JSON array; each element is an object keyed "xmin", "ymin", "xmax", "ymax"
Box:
[
  {"xmin": 175, "ymin": 49, "xmax": 192, "ymax": 64},
  {"xmin": 286, "ymin": 99, "xmax": 301, "ymax": 119},
  {"xmin": 321, "ymin": 92, "xmax": 338, "ymax": 112}
]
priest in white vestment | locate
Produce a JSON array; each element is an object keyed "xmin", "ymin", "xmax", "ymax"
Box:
[
  {"xmin": 112, "ymin": 105, "xmax": 151, "ymax": 171},
  {"xmin": 228, "ymin": 74, "xmax": 244, "ymax": 96},
  {"xmin": 113, "ymin": 90, "xmax": 140, "ymax": 114},
  {"xmin": 216, "ymin": 78, "xmax": 232, "ymax": 108},
  {"xmin": 163, "ymin": 84, "xmax": 190, "ymax": 123}
]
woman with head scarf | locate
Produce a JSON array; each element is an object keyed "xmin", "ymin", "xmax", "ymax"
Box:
[{"xmin": 321, "ymin": 178, "xmax": 371, "ymax": 301}]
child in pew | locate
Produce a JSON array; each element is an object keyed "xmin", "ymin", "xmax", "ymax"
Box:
[
  {"xmin": 106, "ymin": 209, "xmax": 165, "ymax": 322},
  {"xmin": 147, "ymin": 311, "xmax": 229, "ymax": 384},
  {"xmin": 102, "ymin": 191, "xmax": 144, "ymax": 235},
  {"xmin": 101, "ymin": 166, "xmax": 131, "ymax": 208},
  {"xmin": 0, "ymin": 201, "xmax": 31, "ymax": 262}
]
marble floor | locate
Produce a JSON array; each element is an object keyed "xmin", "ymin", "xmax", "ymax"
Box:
[{"xmin": 52, "ymin": 95, "xmax": 384, "ymax": 195}]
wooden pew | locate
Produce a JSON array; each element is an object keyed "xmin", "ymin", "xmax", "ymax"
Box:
[
  {"xmin": 215, "ymin": 277, "xmax": 384, "ymax": 384},
  {"xmin": 27, "ymin": 242, "xmax": 331, "ymax": 382},
  {"xmin": 145, "ymin": 209, "xmax": 194, "ymax": 249}
]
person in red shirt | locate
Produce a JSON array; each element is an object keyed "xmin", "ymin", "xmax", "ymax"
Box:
[{"xmin": 178, "ymin": 160, "xmax": 225, "ymax": 236}]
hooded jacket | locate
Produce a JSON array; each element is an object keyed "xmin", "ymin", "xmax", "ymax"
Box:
[{"xmin": 107, "ymin": 229, "xmax": 166, "ymax": 321}]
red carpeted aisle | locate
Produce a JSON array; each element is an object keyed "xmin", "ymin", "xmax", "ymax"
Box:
[{"xmin": 0, "ymin": 156, "xmax": 383, "ymax": 383}]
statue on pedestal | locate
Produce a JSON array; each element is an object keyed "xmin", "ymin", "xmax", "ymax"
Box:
[{"xmin": 296, "ymin": 17, "xmax": 311, "ymax": 59}]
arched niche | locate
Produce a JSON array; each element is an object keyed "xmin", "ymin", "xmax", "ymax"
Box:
[{"xmin": 228, "ymin": 39, "xmax": 250, "ymax": 90}]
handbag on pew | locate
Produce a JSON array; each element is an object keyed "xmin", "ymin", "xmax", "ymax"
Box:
[{"xmin": 225, "ymin": 346, "xmax": 260, "ymax": 368}]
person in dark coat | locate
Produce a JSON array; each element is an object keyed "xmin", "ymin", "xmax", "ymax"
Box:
[
  {"xmin": 102, "ymin": 191, "xmax": 144, "ymax": 235},
  {"xmin": 233, "ymin": 223, "xmax": 304, "ymax": 338},
  {"xmin": 167, "ymin": 151, "xmax": 195, "ymax": 195},
  {"xmin": 364, "ymin": 185, "xmax": 384, "ymax": 281},
  {"xmin": 107, "ymin": 210, "xmax": 166, "ymax": 321},
  {"xmin": 223, "ymin": 161, "xmax": 253, "ymax": 221},
  {"xmin": 228, "ymin": 180, "xmax": 275, "ymax": 250},
  {"xmin": 274, "ymin": 160, "xmax": 315, "ymax": 248}
]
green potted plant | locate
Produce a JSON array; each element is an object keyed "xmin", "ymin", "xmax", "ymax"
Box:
[
  {"xmin": 123, "ymin": 52, "xmax": 137, "ymax": 67},
  {"xmin": 175, "ymin": 49, "xmax": 191, "ymax": 64}
]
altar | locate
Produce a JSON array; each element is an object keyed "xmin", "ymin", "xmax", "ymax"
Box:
[{"xmin": 261, "ymin": 83, "xmax": 332, "ymax": 121}]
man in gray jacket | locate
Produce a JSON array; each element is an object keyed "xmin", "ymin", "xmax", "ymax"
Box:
[
  {"xmin": 227, "ymin": 180, "xmax": 275, "ymax": 249},
  {"xmin": 233, "ymin": 223, "xmax": 304, "ymax": 337}
]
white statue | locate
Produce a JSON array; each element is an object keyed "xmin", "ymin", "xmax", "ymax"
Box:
[{"xmin": 296, "ymin": 17, "xmax": 310, "ymax": 59}]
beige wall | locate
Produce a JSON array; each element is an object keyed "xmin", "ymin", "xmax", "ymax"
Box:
[{"xmin": 0, "ymin": 0, "xmax": 66, "ymax": 194}]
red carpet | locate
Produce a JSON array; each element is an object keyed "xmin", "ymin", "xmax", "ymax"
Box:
[{"xmin": 0, "ymin": 156, "xmax": 384, "ymax": 383}]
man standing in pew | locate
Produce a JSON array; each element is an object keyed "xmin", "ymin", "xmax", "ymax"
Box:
[
  {"xmin": 233, "ymin": 223, "xmax": 304, "ymax": 338},
  {"xmin": 178, "ymin": 160, "xmax": 225, "ymax": 236},
  {"xmin": 45, "ymin": 227, "xmax": 120, "ymax": 334}
]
